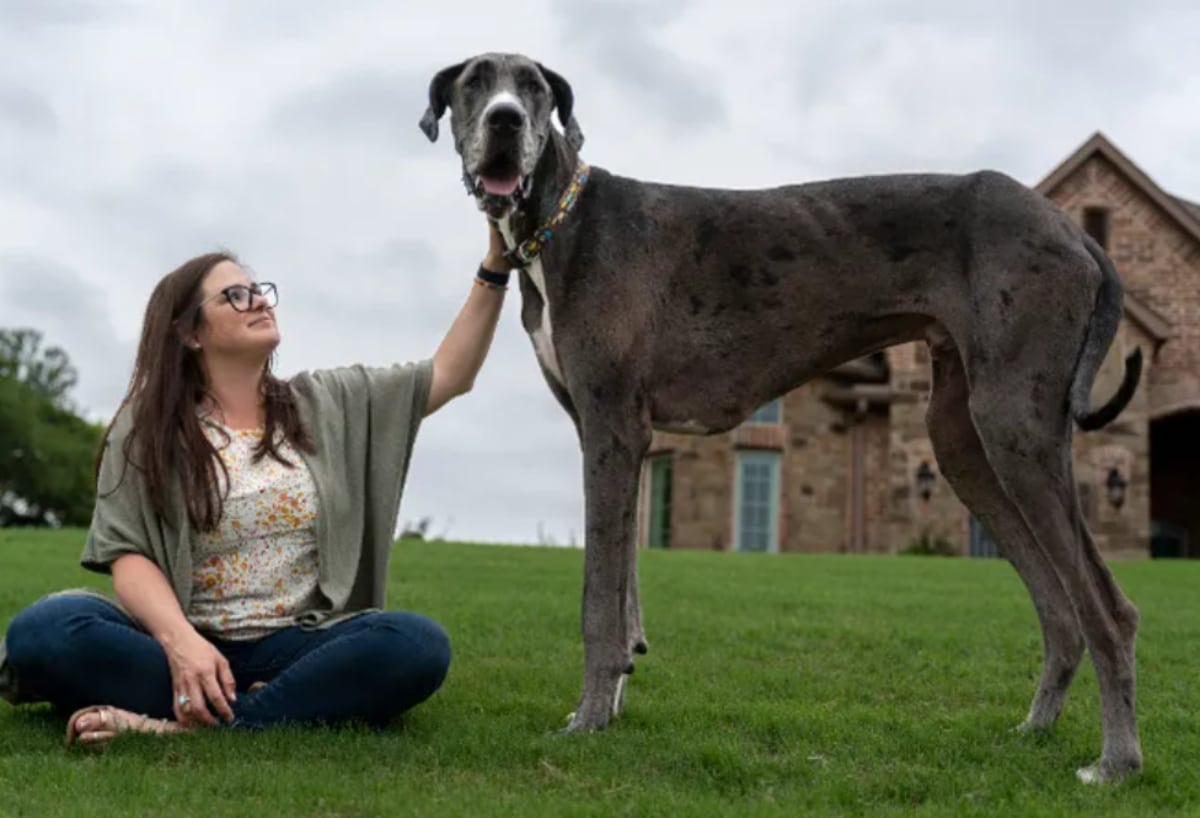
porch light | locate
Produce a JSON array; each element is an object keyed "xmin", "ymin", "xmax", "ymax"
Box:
[
  {"xmin": 1106, "ymin": 467, "xmax": 1128, "ymax": 510},
  {"xmin": 915, "ymin": 460, "xmax": 936, "ymax": 502}
]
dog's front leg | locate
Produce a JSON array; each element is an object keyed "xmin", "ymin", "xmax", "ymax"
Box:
[{"xmin": 564, "ymin": 415, "xmax": 649, "ymax": 732}]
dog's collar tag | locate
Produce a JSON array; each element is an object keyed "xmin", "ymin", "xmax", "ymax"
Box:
[{"xmin": 503, "ymin": 161, "xmax": 590, "ymax": 269}]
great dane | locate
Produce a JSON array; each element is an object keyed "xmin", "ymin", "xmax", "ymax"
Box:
[{"xmin": 418, "ymin": 52, "xmax": 1145, "ymax": 783}]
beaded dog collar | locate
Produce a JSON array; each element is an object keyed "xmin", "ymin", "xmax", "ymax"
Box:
[{"xmin": 502, "ymin": 161, "xmax": 590, "ymax": 269}]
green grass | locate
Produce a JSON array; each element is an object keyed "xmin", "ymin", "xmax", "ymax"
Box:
[{"xmin": 2, "ymin": 529, "xmax": 1199, "ymax": 817}]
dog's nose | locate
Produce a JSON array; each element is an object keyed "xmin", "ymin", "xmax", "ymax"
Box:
[{"xmin": 486, "ymin": 104, "xmax": 525, "ymax": 133}]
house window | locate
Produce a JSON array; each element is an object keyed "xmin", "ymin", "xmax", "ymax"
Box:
[
  {"xmin": 745, "ymin": 399, "xmax": 782, "ymax": 425},
  {"xmin": 1083, "ymin": 207, "xmax": 1110, "ymax": 251},
  {"xmin": 646, "ymin": 454, "xmax": 673, "ymax": 549},
  {"xmin": 734, "ymin": 450, "xmax": 780, "ymax": 552}
]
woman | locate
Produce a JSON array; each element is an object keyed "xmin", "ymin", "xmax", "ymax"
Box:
[{"xmin": 0, "ymin": 222, "xmax": 514, "ymax": 746}]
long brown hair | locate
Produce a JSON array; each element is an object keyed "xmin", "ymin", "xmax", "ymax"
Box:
[{"xmin": 98, "ymin": 251, "xmax": 314, "ymax": 532}]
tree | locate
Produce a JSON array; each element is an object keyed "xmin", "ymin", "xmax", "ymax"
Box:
[
  {"xmin": 0, "ymin": 329, "xmax": 103, "ymax": 526},
  {"xmin": 0, "ymin": 328, "xmax": 79, "ymax": 409}
]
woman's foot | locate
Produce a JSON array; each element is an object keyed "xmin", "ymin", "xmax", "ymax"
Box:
[{"xmin": 64, "ymin": 705, "xmax": 187, "ymax": 749}]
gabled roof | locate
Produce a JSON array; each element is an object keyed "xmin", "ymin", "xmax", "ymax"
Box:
[
  {"xmin": 1032, "ymin": 130, "xmax": 1200, "ymax": 248},
  {"xmin": 1176, "ymin": 196, "xmax": 1200, "ymax": 226},
  {"xmin": 1037, "ymin": 130, "xmax": 1191, "ymax": 349},
  {"xmin": 1035, "ymin": 131, "xmax": 1200, "ymax": 250},
  {"xmin": 1123, "ymin": 290, "xmax": 1173, "ymax": 343}
]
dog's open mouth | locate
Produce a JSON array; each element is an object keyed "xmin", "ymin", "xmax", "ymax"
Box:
[
  {"xmin": 472, "ymin": 155, "xmax": 532, "ymax": 202},
  {"xmin": 478, "ymin": 172, "xmax": 522, "ymax": 197}
]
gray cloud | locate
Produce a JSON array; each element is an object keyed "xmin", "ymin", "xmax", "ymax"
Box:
[
  {"xmin": 556, "ymin": 0, "xmax": 726, "ymax": 131},
  {"xmin": 0, "ymin": 254, "xmax": 135, "ymax": 420},
  {"xmin": 272, "ymin": 71, "xmax": 431, "ymax": 151},
  {"xmin": 79, "ymin": 163, "xmax": 261, "ymax": 264},
  {"xmin": 0, "ymin": 86, "xmax": 57, "ymax": 135},
  {"xmin": 295, "ymin": 238, "xmax": 443, "ymax": 330},
  {"xmin": 783, "ymin": 0, "xmax": 1199, "ymax": 184},
  {"xmin": 406, "ymin": 440, "xmax": 584, "ymax": 546},
  {"xmin": 0, "ymin": 0, "xmax": 131, "ymax": 28},
  {"xmin": 209, "ymin": 0, "xmax": 374, "ymax": 42}
]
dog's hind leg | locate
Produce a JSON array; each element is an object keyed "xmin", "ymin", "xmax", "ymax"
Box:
[
  {"xmin": 627, "ymin": 556, "xmax": 648, "ymax": 658},
  {"xmin": 925, "ymin": 332, "xmax": 1085, "ymax": 731},
  {"xmin": 963, "ymin": 359, "xmax": 1142, "ymax": 783},
  {"xmin": 564, "ymin": 408, "xmax": 651, "ymax": 732}
]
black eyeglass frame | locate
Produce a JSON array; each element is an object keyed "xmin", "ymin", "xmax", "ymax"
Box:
[{"xmin": 179, "ymin": 282, "xmax": 278, "ymax": 326}]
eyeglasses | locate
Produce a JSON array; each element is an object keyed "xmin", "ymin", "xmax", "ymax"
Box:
[{"xmin": 183, "ymin": 282, "xmax": 278, "ymax": 323}]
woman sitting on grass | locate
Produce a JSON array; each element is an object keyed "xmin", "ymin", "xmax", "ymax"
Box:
[{"xmin": 0, "ymin": 222, "xmax": 513, "ymax": 746}]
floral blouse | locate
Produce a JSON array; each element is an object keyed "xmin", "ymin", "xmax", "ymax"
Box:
[{"xmin": 188, "ymin": 418, "xmax": 322, "ymax": 640}]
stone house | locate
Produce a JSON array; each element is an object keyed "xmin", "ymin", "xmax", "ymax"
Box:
[{"xmin": 636, "ymin": 132, "xmax": 1199, "ymax": 558}]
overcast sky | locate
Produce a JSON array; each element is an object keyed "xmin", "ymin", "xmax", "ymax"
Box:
[{"xmin": 2, "ymin": 0, "xmax": 1197, "ymax": 545}]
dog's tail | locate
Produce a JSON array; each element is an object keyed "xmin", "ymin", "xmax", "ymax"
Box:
[{"xmin": 1070, "ymin": 234, "xmax": 1143, "ymax": 432}]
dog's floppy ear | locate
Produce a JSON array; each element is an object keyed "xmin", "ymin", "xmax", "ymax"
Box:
[
  {"xmin": 418, "ymin": 60, "xmax": 467, "ymax": 143},
  {"xmin": 536, "ymin": 62, "xmax": 584, "ymax": 151}
]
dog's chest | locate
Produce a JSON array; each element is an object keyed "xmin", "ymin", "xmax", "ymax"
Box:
[{"xmin": 497, "ymin": 218, "xmax": 565, "ymax": 386}]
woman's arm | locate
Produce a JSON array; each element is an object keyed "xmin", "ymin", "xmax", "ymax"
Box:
[
  {"xmin": 425, "ymin": 222, "xmax": 511, "ymax": 416},
  {"xmin": 111, "ymin": 554, "xmax": 192, "ymax": 644},
  {"xmin": 112, "ymin": 553, "xmax": 237, "ymax": 726}
]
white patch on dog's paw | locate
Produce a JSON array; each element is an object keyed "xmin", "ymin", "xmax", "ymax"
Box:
[
  {"xmin": 612, "ymin": 674, "xmax": 627, "ymax": 719},
  {"xmin": 1076, "ymin": 765, "xmax": 1101, "ymax": 784}
]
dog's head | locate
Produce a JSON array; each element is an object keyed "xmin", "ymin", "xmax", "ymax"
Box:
[{"xmin": 418, "ymin": 52, "xmax": 584, "ymax": 218}]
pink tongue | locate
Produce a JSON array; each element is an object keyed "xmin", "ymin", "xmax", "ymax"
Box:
[{"xmin": 481, "ymin": 175, "xmax": 520, "ymax": 196}]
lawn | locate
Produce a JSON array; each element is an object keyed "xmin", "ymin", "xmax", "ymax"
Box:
[{"xmin": 1, "ymin": 528, "xmax": 1198, "ymax": 817}]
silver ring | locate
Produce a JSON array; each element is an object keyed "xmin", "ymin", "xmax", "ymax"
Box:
[{"xmin": 177, "ymin": 693, "xmax": 191, "ymax": 707}]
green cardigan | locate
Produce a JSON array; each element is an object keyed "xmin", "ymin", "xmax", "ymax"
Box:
[{"xmin": 0, "ymin": 358, "xmax": 433, "ymax": 705}]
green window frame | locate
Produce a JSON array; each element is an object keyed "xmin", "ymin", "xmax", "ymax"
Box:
[
  {"xmin": 734, "ymin": 450, "xmax": 780, "ymax": 552},
  {"xmin": 647, "ymin": 454, "xmax": 673, "ymax": 549}
]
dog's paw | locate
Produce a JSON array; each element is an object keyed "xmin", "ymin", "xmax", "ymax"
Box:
[
  {"xmin": 556, "ymin": 676, "xmax": 624, "ymax": 724},
  {"xmin": 559, "ymin": 710, "xmax": 606, "ymax": 734},
  {"xmin": 1076, "ymin": 757, "xmax": 1142, "ymax": 785},
  {"xmin": 1011, "ymin": 717, "xmax": 1048, "ymax": 735},
  {"xmin": 1076, "ymin": 764, "xmax": 1102, "ymax": 785},
  {"xmin": 560, "ymin": 680, "xmax": 625, "ymax": 733}
]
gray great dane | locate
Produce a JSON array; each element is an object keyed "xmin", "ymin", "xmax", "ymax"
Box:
[{"xmin": 418, "ymin": 52, "xmax": 1145, "ymax": 783}]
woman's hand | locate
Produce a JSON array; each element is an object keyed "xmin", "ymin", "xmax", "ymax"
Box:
[
  {"xmin": 161, "ymin": 626, "xmax": 237, "ymax": 727},
  {"xmin": 482, "ymin": 219, "xmax": 509, "ymax": 273},
  {"xmin": 110, "ymin": 553, "xmax": 238, "ymax": 727}
]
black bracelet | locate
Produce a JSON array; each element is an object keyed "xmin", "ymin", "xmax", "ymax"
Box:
[{"xmin": 477, "ymin": 265, "xmax": 511, "ymax": 287}]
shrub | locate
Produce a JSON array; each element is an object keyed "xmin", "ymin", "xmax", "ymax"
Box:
[{"xmin": 900, "ymin": 530, "xmax": 960, "ymax": 557}]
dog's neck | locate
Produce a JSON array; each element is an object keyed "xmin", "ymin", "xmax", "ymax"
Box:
[
  {"xmin": 529, "ymin": 130, "xmax": 579, "ymax": 220},
  {"xmin": 498, "ymin": 130, "xmax": 581, "ymax": 254}
]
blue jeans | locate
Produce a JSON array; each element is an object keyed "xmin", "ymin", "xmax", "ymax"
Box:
[{"xmin": 4, "ymin": 593, "xmax": 451, "ymax": 729}]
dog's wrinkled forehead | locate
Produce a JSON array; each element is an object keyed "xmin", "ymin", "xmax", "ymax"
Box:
[
  {"xmin": 418, "ymin": 52, "xmax": 584, "ymax": 151},
  {"xmin": 455, "ymin": 54, "xmax": 551, "ymax": 124}
]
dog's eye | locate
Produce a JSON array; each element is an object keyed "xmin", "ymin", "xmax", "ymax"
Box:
[{"xmin": 518, "ymin": 75, "xmax": 543, "ymax": 94}]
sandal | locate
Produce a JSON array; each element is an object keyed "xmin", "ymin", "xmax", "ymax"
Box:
[{"xmin": 64, "ymin": 705, "xmax": 184, "ymax": 750}]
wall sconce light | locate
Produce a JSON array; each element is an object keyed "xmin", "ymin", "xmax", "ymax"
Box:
[
  {"xmin": 1105, "ymin": 467, "xmax": 1127, "ymax": 510},
  {"xmin": 915, "ymin": 460, "xmax": 936, "ymax": 502}
]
